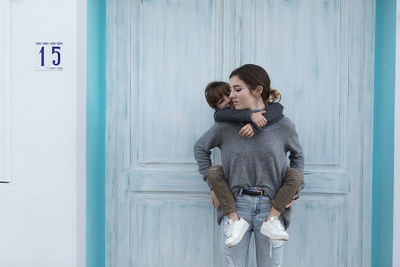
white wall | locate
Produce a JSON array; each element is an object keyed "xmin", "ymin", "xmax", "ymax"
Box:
[
  {"xmin": 0, "ymin": 1, "xmax": 85, "ymax": 266},
  {"xmin": 0, "ymin": 0, "xmax": 11, "ymax": 183}
]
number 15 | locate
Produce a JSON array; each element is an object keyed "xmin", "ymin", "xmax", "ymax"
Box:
[{"xmin": 39, "ymin": 46, "xmax": 61, "ymax": 66}]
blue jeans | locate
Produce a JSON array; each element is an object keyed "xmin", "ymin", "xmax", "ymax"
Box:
[{"xmin": 221, "ymin": 193, "xmax": 285, "ymax": 267}]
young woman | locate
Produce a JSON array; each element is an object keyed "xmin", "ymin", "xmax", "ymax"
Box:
[{"xmin": 194, "ymin": 64, "xmax": 304, "ymax": 266}]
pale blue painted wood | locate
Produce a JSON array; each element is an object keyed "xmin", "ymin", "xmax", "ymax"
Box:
[
  {"xmin": 240, "ymin": 0, "xmax": 342, "ymax": 166},
  {"xmin": 128, "ymin": 2, "xmax": 225, "ymax": 266},
  {"xmin": 346, "ymin": 0, "xmax": 374, "ymax": 266},
  {"xmin": 107, "ymin": 0, "xmax": 375, "ymax": 266},
  {"xmin": 284, "ymin": 196, "xmax": 346, "ymax": 267},
  {"xmin": 130, "ymin": 170, "xmax": 347, "ymax": 193},
  {"xmin": 361, "ymin": 1, "xmax": 374, "ymax": 266},
  {"xmin": 131, "ymin": 193, "xmax": 217, "ymax": 267},
  {"xmin": 134, "ymin": 0, "xmax": 216, "ymax": 163},
  {"xmin": 106, "ymin": 0, "xmax": 132, "ymax": 266},
  {"xmin": 245, "ymin": 196, "xmax": 346, "ymax": 267}
]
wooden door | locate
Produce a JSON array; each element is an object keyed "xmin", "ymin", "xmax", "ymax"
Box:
[{"xmin": 106, "ymin": 0, "xmax": 374, "ymax": 266}]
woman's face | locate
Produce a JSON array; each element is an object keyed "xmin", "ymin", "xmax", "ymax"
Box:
[{"xmin": 229, "ymin": 75, "xmax": 259, "ymax": 110}]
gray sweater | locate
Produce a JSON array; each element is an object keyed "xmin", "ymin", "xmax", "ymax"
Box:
[{"xmin": 193, "ymin": 116, "xmax": 304, "ymax": 227}]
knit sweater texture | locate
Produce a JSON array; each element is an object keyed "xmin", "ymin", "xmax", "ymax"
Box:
[{"xmin": 193, "ymin": 116, "xmax": 304, "ymax": 228}]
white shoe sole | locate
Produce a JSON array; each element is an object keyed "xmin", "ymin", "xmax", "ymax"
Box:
[
  {"xmin": 260, "ymin": 226, "xmax": 289, "ymax": 241},
  {"xmin": 225, "ymin": 222, "xmax": 250, "ymax": 248}
]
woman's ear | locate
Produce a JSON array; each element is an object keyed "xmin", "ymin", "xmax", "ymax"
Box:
[{"xmin": 254, "ymin": 86, "xmax": 263, "ymax": 96}]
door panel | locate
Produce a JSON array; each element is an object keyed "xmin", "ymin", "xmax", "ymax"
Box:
[
  {"xmin": 129, "ymin": 0, "xmax": 222, "ymax": 265},
  {"xmin": 132, "ymin": 0, "xmax": 216, "ymax": 164},
  {"xmin": 131, "ymin": 193, "xmax": 217, "ymax": 267}
]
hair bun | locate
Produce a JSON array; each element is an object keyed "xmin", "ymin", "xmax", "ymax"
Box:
[{"xmin": 265, "ymin": 89, "xmax": 282, "ymax": 103}]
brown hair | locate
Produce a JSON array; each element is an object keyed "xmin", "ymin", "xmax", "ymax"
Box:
[
  {"xmin": 229, "ymin": 64, "xmax": 281, "ymax": 103},
  {"xmin": 265, "ymin": 89, "xmax": 281, "ymax": 103},
  {"xmin": 204, "ymin": 81, "xmax": 230, "ymax": 110}
]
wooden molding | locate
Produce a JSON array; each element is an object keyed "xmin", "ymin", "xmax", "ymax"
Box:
[{"xmin": 0, "ymin": 0, "xmax": 11, "ymax": 183}]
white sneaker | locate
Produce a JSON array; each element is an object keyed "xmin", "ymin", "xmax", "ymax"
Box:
[
  {"xmin": 224, "ymin": 217, "xmax": 249, "ymax": 248},
  {"xmin": 260, "ymin": 216, "xmax": 289, "ymax": 241}
]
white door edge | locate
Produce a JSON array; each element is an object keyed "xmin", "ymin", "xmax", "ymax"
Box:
[{"xmin": 77, "ymin": 0, "xmax": 87, "ymax": 266}]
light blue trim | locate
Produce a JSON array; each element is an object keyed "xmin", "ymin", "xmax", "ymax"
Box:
[
  {"xmin": 87, "ymin": 0, "xmax": 106, "ymax": 266},
  {"xmin": 373, "ymin": 0, "xmax": 396, "ymax": 266}
]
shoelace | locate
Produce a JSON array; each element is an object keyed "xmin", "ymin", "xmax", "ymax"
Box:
[
  {"xmin": 270, "ymin": 217, "xmax": 284, "ymax": 231},
  {"xmin": 224, "ymin": 219, "xmax": 234, "ymax": 237}
]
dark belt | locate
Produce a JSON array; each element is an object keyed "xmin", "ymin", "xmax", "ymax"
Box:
[{"xmin": 240, "ymin": 188, "xmax": 264, "ymax": 196}]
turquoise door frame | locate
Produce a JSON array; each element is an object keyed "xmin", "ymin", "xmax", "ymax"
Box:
[
  {"xmin": 372, "ymin": 0, "xmax": 396, "ymax": 266},
  {"xmin": 87, "ymin": 0, "xmax": 106, "ymax": 266},
  {"xmin": 85, "ymin": 0, "xmax": 397, "ymax": 266}
]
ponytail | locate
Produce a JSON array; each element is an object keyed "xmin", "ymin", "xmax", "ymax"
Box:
[{"xmin": 265, "ymin": 89, "xmax": 281, "ymax": 103}]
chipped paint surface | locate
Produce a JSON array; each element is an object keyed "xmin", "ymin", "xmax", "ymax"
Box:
[{"xmin": 106, "ymin": 0, "xmax": 375, "ymax": 266}]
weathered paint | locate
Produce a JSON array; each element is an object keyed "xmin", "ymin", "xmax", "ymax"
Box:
[
  {"xmin": 131, "ymin": 193, "xmax": 216, "ymax": 266},
  {"xmin": 107, "ymin": 0, "xmax": 374, "ymax": 266},
  {"xmin": 394, "ymin": 0, "xmax": 400, "ymax": 265},
  {"xmin": 373, "ymin": 0, "xmax": 396, "ymax": 266},
  {"xmin": 87, "ymin": 0, "xmax": 106, "ymax": 266},
  {"xmin": 106, "ymin": 0, "xmax": 132, "ymax": 266}
]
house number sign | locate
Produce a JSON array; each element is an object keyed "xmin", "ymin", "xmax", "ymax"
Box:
[{"xmin": 35, "ymin": 41, "xmax": 63, "ymax": 71}]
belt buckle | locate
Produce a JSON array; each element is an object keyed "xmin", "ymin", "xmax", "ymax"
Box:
[
  {"xmin": 239, "ymin": 188, "xmax": 243, "ymax": 196},
  {"xmin": 254, "ymin": 189, "xmax": 263, "ymax": 196}
]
